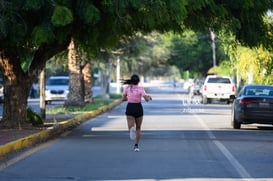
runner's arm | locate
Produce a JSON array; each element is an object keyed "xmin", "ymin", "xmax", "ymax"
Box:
[
  {"xmin": 143, "ymin": 95, "xmax": 152, "ymax": 102},
  {"xmin": 122, "ymin": 94, "xmax": 128, "ymax": 101}
]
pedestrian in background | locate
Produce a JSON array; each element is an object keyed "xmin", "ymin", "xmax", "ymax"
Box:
[{"xmin": 121, "ymin": 74, "xmax": 152, "ymax": 152}]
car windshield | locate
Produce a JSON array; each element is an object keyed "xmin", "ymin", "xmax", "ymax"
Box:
[
  {"xmin": 47, "ymin": 78, "xmax": 69, "ymax": 86},
  {"xmin": 207, "ymin": 77, "xmax": 231, "ymax": 84},
  {"xmin": 244, "ymin": 87, "xmax": 273, "ymax": 96}
]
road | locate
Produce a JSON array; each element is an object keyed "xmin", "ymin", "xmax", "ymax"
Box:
[{"xmin": 1, "ymin": 87, "xmax": 273, "ymax": 181}]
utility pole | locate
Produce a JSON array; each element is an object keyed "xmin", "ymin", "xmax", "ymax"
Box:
[
  {"xmin": 210, "ymin": 31, "xmax": 216, "ymax": 68},
  {"xmin": 116, "ymin": 56, "xmax": 120, "ymax": 94}
]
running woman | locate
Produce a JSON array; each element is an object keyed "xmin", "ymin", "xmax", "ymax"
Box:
[{"xmin": 121, "ymin": 74, "xmax": 152, "ymax": 152}]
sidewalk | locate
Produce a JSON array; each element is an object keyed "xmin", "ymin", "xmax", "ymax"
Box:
[
  {"xmin": 0, "ymin": 113, "xmax": 76, "ymax": 145},
  {"xmin": 0, "ymin": 129, "xmax": 41, "ymax": 145},
  {"xmin": 0, "ymin": 99, "xmax": 122, "ymax": 159}
]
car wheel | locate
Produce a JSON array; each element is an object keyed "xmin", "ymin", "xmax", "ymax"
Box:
[{"xmin": 231, "ymin": 111, "xmax": 241, "ymax": 129}]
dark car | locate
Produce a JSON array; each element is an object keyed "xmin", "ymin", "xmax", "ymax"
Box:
[{"xmin": 231, "ymin": 84, "xmax": 273, "ymax": 129}]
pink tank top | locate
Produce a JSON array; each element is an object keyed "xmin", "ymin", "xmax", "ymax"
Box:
[{"xmin": 123, "ymin": 85, "xmax": 147, "ymax": 103}]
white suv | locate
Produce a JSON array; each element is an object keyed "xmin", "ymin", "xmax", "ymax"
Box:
[
  {"xmin": 45, "ymin": 76, "xmax": 69, "ymax": 104},
  {"xmin": 202, "ymin": 75, "xmax": 235, "ymax": 104}
]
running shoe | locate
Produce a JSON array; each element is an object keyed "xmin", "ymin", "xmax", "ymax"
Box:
[
  {"xmin": 129, "ymin": 127, "xmax": 136, "ymax": 140},
  {"xmin": 134, "ymin": 145, "xmax": 140, "ymax": 152}
]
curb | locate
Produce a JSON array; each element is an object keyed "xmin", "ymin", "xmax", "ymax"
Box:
[{"xmin": 0, "ymin": 99, "xmax": 123, "ymax": 159}]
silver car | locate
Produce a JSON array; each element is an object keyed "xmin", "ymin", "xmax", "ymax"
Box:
[{"xmin": 45, "ymin": 76, "xmax": 69, "ymax": 104}]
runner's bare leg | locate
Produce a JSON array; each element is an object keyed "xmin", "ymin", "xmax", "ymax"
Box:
[
  {"xmin": 127, "ymin": 116, "xmax": 135, "ymax": 130},
  {"xmin": 135, "ymin": 116, "xmax": 143, "ymax": 144}
]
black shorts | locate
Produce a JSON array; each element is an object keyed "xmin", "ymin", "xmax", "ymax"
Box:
[{"xmin": 126, "ymin": 103, "xmax": 143, "ymax": 118}]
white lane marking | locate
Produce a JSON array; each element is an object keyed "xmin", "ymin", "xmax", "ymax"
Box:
[
  {"xmin": 193, "ymin": 114, "xmax": 252, "ymax": 179},
  {"xmin": 213, "ymin": 140, "xmax": 252, "ymax": 179},
  {"xmin": 107, "ymin": 116, "xmax": 124, "ymax": 118}
]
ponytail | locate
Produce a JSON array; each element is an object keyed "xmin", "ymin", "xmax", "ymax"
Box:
[
  {"xmin": 121, "ymin": 74, "xmax": 140, "ymax": 85},
  {"xmin": 121, "ymin": 79, "xmax": 132, "ymax": 85}
]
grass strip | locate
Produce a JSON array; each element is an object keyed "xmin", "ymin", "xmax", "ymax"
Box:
[{"xmin": 47, "ymin": 94, "xmax": 122, "ymax": 115}]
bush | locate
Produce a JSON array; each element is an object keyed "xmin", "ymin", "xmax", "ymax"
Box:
[
  {"xmin": 27, "ymin": 108, "xmax": 43, "ymax": 126},
  {"xmin": 109, "ymin": 93, "xmax": 122, "ymax": 99}
]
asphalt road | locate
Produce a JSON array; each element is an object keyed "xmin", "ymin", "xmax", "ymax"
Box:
[{"xmin": 1, "ymin": 87, "xmax": 273, "ymax": 181}]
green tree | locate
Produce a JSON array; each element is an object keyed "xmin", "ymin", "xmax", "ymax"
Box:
[
  {"xmin": 0, "ymin": 0, "xmax": 272, "ymax": 128},
  {"xmin": 164, "ymin": 31, "xmax": 227, "ymax": 76},
  {"xmin": 235, "ymin": 45, "xmax": 273, "ymax": 84},
  {"xmin": 207, "ymin": 60, "xmax": 233, "ymax": 76},
  {"xmin": 117, "ymin": 32, "xmax": 171, "ymax": 78}
]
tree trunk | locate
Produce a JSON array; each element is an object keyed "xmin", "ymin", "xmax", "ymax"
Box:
[
  {"xmin": 1, "ymin": 78, "xmax": 31, "ymax": 129},
  {"xmin": 0, "ymin": 41, "xmax": 69, "ymax": 129},
  {"xmin": 101, "ymin": 62, "xmax": 111, "ymax": 98},
  {"xmin": 65, "ymin": 39, "xmax": 85, "ymax": 106},
  {"xmin": 82, "ymin": 63, "xmax": 93, "ymax": 103},
  {"xmin": 0, "ymin": 53, "xmax": 32, "ymax": 129}
]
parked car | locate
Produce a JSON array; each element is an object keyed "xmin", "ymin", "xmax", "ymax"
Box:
[
  {"xmin": 183, "ymin": 79, "xmax": 193, "ymax": 93},
  {"xmin": 231, "ymin": 84, "xmax": 273, "ymax": 129},
  {"xmin": 202, "ymin": 75, "xmax": 236, "ymax": 104},
  {"xmin": 45, "ymin": 76, "xmax": 69, "ymax": 104},
  {"xmin": 0, "ymin": 77, "xmax": 4, "ymax": 103},
  {"xmin": 192, "ymin": 77, "xmax": 205, "ymax": 95}
]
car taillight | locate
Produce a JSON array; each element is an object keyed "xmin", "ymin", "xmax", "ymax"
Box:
[
  {"xmin": 232, "ymin": 85, "xmax": 235, "ymax": 92},
  {"xmin": 204, "ymin": 85, "xmax": 207, "ymax": 91},
  {"xmin": 239, "ymin": 98, "xmax": 253, "ymax": 105}
]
